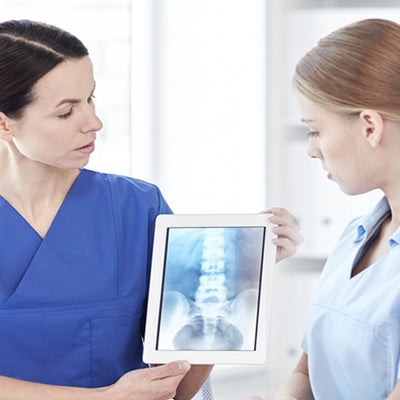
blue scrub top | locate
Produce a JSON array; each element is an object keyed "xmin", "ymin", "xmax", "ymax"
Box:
[
  {"xmin": 303, "ymin": 196, "xmax": 400, "ymax": 399},
  {"xmin": 0, "ymin": 169, "xmax": 172, "ymax": 388}
]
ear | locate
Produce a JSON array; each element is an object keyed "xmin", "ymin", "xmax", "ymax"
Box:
[
  {"xmin": 359, "ymin": 110, "xmax": 384, "ymax": 148},
  {"xmin": 0, "ymin": 112, "xmax": 15, "ymax": 142}
]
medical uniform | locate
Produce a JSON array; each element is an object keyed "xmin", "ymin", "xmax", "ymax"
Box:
[
  {"xmin": 0, "ymin": 169, "xmax": 172, "ymax": 388},
  {"xmin": 303, "ymin": 196, "xmax": 400, "ymax": 399}
]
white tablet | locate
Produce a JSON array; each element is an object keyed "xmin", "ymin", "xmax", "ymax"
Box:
[{"xmin": 143, "ymin": 213, "xmax": 276, "ymax": 365}]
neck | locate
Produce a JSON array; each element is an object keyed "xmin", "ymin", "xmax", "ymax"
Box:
[{"xmin": 0, "ymin": 143, "xmax": 80, "ymax": 231}]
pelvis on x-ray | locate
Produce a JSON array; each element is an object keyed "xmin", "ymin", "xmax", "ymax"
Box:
[{"xmin": 157, "ymin": 226, "xmax": 264, "ymax": 351}]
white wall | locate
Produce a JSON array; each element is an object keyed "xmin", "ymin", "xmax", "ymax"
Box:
[
  {"xmin": 4, "ymin": 0, "xmax": 269, "ymax": 214},
  {"xmin": 131, "ymin": 0, "xmax": 268, "ymax": 213}
]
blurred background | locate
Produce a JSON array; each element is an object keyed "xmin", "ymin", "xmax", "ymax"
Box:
[{"xmin": 2, "ymin": 0, "xmax": 397, "ymax": 398}]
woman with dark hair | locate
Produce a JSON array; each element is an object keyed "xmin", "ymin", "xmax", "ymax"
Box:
[{"xmin": 0, "ymin": 19, "xmax": 302, "ymax": 400}]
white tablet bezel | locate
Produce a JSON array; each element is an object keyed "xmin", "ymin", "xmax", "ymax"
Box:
[{"xmin": 143, "ymin": 213, "xmax": 276, "ymax": 365}]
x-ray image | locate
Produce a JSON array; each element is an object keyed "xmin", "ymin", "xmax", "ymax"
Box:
[{"xmin": 157, "ymin": 226, "xmax": 265, "ymax": 351}]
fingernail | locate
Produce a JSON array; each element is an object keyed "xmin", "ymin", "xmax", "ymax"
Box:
[{"xmin": 178, "ymin": 361, "xmax": 191, "ymax": 371}]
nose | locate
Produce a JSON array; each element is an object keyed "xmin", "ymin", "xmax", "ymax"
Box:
[
  {"xmin": 307, "ymin": 138, "xmax": 321, "ymax": 159},
  {"xmin": 80, "ymin": 105, "xmax": 103, "ymax": 134}
]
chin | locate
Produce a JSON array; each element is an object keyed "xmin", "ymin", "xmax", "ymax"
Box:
[
  {"xmin": 338, "ymin": 185, "xmax": 370, "ymax": 196},
  {"xmin": 72, "ymin": 158, "xmax": 90, "ymax": 169}
]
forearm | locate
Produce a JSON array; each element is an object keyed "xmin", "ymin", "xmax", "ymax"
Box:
[
  {"xmin": 272, "ymin": 353, "xmax": 313, "ymax": 400},
  {"xmin": 386, "ymin": 380, "xmax": 400, "ymax": 399},
  {"xmin": 175, "ymin": 364, "xmax": 213, "ymax": 400},
  {"xmin": 271, "ymin": 372, "xmax": 314, "ymax": 400},
  {"xmin": 0, "ymin": 376, "xmax": 109, "ymax": 400}
]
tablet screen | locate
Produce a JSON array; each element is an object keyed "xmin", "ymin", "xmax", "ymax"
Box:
[
  {"xmin": 157, "ymin": 226, "xmax": 265, "ymax": 352},
  {"xmin": 143, "ymin": 214, "xmax": 276, "ymax": 364}
]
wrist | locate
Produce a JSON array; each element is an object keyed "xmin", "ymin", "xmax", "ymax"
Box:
[{"xmin": 89, "ymin": 384, "xmax": 117, "ymax": 400}]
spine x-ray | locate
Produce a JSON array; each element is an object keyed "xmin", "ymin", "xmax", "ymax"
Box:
[{"xmin": 157, "ymin": 226, "xmax": 265, "ymax": 351}]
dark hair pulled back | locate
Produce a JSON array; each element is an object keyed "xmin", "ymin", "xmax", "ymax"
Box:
[{"xmin": 0, "ymin": 19, "xmax": 88, "ymax": 118}]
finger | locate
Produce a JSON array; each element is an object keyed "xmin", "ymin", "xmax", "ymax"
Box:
[
  {"xmin": 260, "ymin": 207, "xmax": 290, "ymax": 220},
  {"xmin": 154, "ymin": 364, "xmax": 190, "ymax": 400},
  {"xmin": 149, "ymin": 361, "xmax": 191, "ymax": 380},
  {"xmin": 269, "ymin": 212, "xmax": 299, "ymax": 228},
  {"xmin": 273, "ymin": 236, "xmax": 297, "ymax": 253},
  {"xmin": 264, "ymin": 206, "xmax": 291, "ymax": 216},
  {"xmin": 260, "ymin": 208, "xmax": 300, "ymax": 227},
  {"xmin": 268, "ymin": 213, "xmax": 299, "ymax": 227},
  {"xmin": 272, "ymin": 225, "xmax": 304, "ymax": 246},
  {"xmin": 273, "ymin": 237, "xmax": 299, "ymax": 263}
]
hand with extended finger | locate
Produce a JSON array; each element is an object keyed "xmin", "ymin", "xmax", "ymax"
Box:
[
  {"xmin": 263, "ymin": 207, "xmax": 303, "ymax": 263},
  {"xmin": 106, "ymin": 361, "xmax": 191, "ymax": 400}
]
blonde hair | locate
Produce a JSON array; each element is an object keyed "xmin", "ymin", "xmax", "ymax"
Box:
[{"xmin": 293, "ymin": 18, "xmax": 400, "ymax": 121}]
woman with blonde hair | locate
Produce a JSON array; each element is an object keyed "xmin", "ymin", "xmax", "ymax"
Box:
[{"xmin": 258, "ymin": 18, "xmax": 400, "ymax": 400}]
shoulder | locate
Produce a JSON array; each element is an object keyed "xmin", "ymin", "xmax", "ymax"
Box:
[
  {"xmin": 106, "ymin": 172, "xmax": 161, "ymax": 195},
  {"xmin": 81, "ymin": 169, "xmax": 172, "ymax": 214},
  {"xmin": 82, "ymin": 168, "xmax": 161, "ymax": 195}
]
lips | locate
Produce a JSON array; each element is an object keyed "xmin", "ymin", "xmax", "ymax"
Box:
[
  {"xmin": 321, "ymin": 165, "xmax": 332, "ymax": 180},
  {"xmin": 76, "ymin": 141, "xmax": 95, "ymax": 154}
]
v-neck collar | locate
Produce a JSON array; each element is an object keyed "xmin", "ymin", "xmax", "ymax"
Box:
[
  {"xmin": 349, "ymin": 196, "xmax": 396, "ymax": 280},
  {"xmin": 0, "ymin": 169, "xmax": 84, "ymax": 240},
  {"xmin": 0, "ymin": 169, "xmax": 122, "ymax": 309}
]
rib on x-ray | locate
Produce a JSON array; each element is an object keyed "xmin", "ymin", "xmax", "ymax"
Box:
[{"xmin": 157, "ymin": 226, "xmax": 265, "ymax": 351}]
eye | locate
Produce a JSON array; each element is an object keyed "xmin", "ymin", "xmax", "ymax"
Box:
[
  {"xmin": 58, "ymin": 109, "xmax": 74, "ymax": 119},
  {"xmin": 308, "ymin": 130, "xmax": 319, "ymax": 138},
  {"xmin": 88, "ymin": 94, "xmax": 96, "ymax": 104}
]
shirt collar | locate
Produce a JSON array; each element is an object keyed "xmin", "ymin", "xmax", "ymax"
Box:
[{"xmin": 355, "ymin": 196, "xmax": 399, "ymax": 246}]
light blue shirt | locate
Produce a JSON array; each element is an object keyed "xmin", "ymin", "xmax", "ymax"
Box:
[{"xmin": 303, "ymin": 196, "xmax": 400, "ymax": 399}]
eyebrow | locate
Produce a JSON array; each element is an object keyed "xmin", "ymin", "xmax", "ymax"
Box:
[
  {"xmin": 55, "ymin": 83, "xmax": 96, "ymax": 108},
  {"xmin": 56, "ymin": 98, "xmax": 81, "ymax": 108},
  {"xmin": 300, "ymin": 118, "xmax": 314, "ymax": 123}
]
